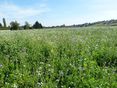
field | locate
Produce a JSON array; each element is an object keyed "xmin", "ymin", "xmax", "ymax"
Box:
[{"xmin": 0, "ymin": 27, "xmax": 117, "ymax": 88}]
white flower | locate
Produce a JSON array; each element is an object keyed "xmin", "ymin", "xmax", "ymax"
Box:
[
  {"xmin": 0, "ymin": 64, "xmax": 2, "ymax": 67},
  {"xmin": 13, "ymin": 83, "xmax": 18, "ymax": 88}
]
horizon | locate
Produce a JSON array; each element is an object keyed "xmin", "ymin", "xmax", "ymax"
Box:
[{"xmin": 0, "ymin": 0, "xmax": 117, "ymax": 26}]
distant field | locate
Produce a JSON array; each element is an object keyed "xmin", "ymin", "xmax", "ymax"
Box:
[{"xmin": 0, "ymin": 27, "xmax": 117, "ymax": 88}]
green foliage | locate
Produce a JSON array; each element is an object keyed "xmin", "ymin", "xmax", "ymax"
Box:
[
  {"xmin": 0, "ymin": 23, "xmax": 2, "ymax": 27},
  {"xmin": 33, "ymin": 21, "xmax": 43, "ymax": 29},
  {"xmin": 3, "ymin": 18, "xmax": 6, "ymax": 28},
  {"xmin": 24, "ymin": 21, "xmax": 30, "ymax": 29},
  {"xmin": 0, "ymin": 27, "xmax": 9, "ymax": 30},
  {"xmin": 10, "ymin": 21, "xmax": 20, "ymax": 30},
  {"xmin": 0, "ymin": 27, "xmax": 117, "ymax": 88}
]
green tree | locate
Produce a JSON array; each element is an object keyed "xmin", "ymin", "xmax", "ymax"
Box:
[
  {"xmin": 24, "ymin": 21, "xmax": 30, "ymax": 29},
  {"xmin": 3, "ymin": 18, "xmax": 6, "ymax": 27},
  {"xmin": 10, "ymin": 21, "xmax": 20, "ymax": 30},
  {"xmin": 0, "ymin": 23, "xmax": 2, "ymax": 27},
  {"xmin": 33, "ymin": 21, "xmax": 43, "ymax": 29}
]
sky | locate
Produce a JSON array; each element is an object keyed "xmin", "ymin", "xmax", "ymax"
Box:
[{"xmin": 0, "ymin": 0, "xmax": 117, "ymax": 26}]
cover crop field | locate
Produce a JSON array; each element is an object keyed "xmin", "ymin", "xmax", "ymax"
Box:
[{"xmin": 0, "ymin": 27, "xmax": 117, "ymax": 88}]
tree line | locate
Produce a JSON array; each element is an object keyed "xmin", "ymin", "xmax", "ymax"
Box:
[
  {"xmin": 49, "ymin": 19, "xmax": 117, "ymax": 28},
  {"xmin": 1, "ymin": 18, "xmax": 117, "ymax": 30},
  {"xmin": 0, "ymin": 18, "xmax": 43, "ymax": 30}
]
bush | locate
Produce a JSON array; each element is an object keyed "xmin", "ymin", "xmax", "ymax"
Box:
[
  {"xmin": 0, "ymin": 23, "xmax": 2, "ymax": 27},
  {"xmin": 24, "ymin": 22, "xmax": 30, "ymax": 29},
  {"xmin": 10, "ymin": 21, "xmax": 20, "ymax": 30},
  {"xmin": 32, "ymin": 21, "xmax": 43, "ymax": 29}
]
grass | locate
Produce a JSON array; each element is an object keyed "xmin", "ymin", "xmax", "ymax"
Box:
[{"xmin": 0, "ymin": 26, "xmax": 117, "ymax": 88}]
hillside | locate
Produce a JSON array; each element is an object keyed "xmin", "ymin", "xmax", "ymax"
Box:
[{"xmin": 70, "ymin": 19, "xmax": 117, "ymax": 27}]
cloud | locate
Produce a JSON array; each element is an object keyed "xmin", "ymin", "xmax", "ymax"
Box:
[{"xmin": 0, "ymin": 2, "xmax": 50, "ymax": 25}]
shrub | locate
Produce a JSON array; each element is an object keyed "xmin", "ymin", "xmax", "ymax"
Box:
[
  {"xmin": 10, "ymin": 21, "xmax": 20, "ymax": 30},
  {"xmin": 32, "ymin": 21, "xmax": 43, "ymax": 29},
  {"xmin": 24, "ymin": 21, "xmax": 30, "ymax": 29}
]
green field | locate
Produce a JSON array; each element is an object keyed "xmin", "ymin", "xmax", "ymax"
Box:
[{"xmin": 0, "ymin": 27, "xmax": 117, "ymax": 88}]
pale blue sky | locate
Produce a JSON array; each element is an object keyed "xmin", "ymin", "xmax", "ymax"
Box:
[{"xmin": 0, "ymin": 0, "xmax": 117, "ymax": 26}]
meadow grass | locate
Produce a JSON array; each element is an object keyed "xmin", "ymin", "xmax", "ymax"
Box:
[{"xmin": 0, "ymin": 27, "xmax": 117, "ymax": 88}]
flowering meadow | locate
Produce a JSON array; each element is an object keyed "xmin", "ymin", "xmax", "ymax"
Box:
[{"xmin": 0, "ymin": 27, "xmax": 117, "ymax": 88}]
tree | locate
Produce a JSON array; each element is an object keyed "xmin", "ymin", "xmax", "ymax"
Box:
[
  {"xmin": 3, "ymin": 18, "xmax": 6, "ymax": 27},
  {"xmin": 24, "ymin": 21, "xmax": 30, "ymax": 29},
  {"xmin": 10, "ymin": 21, "xmax": 20, "ymax": 30},
  {"xmin": 61, "ymin": 24, "xmax": 65, "ymax": 27},
  {"xmin": 33, "ymin": 21, "xmax": 43, "ymax": 29},
  {"xmin": 0, "ymin": 23, "xmax": 2, "ymax": 27}
]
